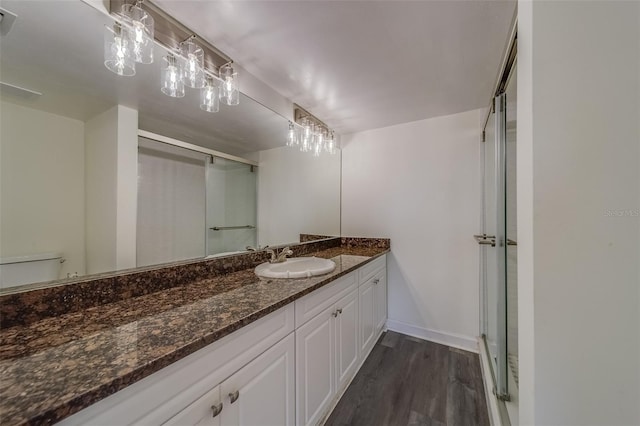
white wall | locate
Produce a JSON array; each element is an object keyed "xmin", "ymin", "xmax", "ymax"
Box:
[
  {"xmin": 518, "ymin": 1, "xmax": 640, "ymax": 424},
  {"xmin": 257, "ymin": 146, "xmax": 341, "ymax": 247},
  {"xmin": 85, "ymin": 105, "xmax": 138, "ymax": 274},
  {"xmin": 0, "ymin": 100, "xmax": 86, "ymax": 279},
  {"xmin": 341, "ymin": 108, "xmax": 484, "ymax": 351}
]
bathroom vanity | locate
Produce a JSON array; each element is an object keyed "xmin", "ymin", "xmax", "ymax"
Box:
[{"xmin": 0, "ymin": 238, "xmax": 389, "ymax": 425}]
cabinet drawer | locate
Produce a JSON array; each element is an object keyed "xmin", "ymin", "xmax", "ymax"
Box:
[
  {"xmin": 358, "ymin": 255, "xmax": 386, "ymax": 284},
  {"xmin": 295, "ymin": 271, "xmax": 356, "ymax": 328}
]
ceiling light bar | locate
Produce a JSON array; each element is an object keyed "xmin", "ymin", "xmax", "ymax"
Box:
[
  {"xmin": 109, "ymin": 0, "xmax": 231, "ymax": 72},
  {"xmin": 106, "ymin": 0, "xmax": 238, "ymax": 110},
  {"xmin": 290, "ymin": 104, "xmax": 338, "ymax": 156}
]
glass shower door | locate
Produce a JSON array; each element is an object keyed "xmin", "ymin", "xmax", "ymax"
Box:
[
  {"xmin": 480, "ymin": 93, "xmax": 509, "ymax": 400},
  {"xmin": 505, "ymin": 63, "xmax": 518, "ymax": 392},
  {"xmin": 206, "ymin": 158, "xmax": 257, "ymax": 256}
]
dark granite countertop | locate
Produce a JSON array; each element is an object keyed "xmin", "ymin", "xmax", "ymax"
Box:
[{"xmin": 0, "ymin": 244, "xmax": 388, "ymax": 425}]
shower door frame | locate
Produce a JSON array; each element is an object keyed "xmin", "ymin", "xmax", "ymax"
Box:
[{"xmin": 479, "ymin": 29, "xmax": 517, "ymax": 402}]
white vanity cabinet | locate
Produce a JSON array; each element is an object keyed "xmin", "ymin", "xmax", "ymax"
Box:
[
  {"xmin": 164, "ymin": 385, "xmax": 223, "ymax": 426},
  {"xmin": 359, "ymin": 277, "xmax": 376, "ymax": 357},
  {"xmin": 59, "ymin": 255, "xmax": 387, "ymax": 426},
  {"xmin": 59, "ymin": 306, "xmax": 295, "ymax": 426},
  {"xmin": 295, "ymin": 255, "xmax": 387, "ymax": 426},
  {"xmin": 165, "ymin": 333, "xmax": 295, "ymax": 426},
  {"xmin": 359, "ymin": 256, "xmax": 387, "ymax": 359},
  {"xmin": 295, "ymin": 287, "xmax": 359, "ymax": 426},
  {"xmin": 219, "ymin": 333, "xmax": 295, "ymax": 426}
]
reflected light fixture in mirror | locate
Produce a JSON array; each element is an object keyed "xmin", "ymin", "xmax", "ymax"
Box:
[
  {"xmin": 313, "ymin": 130, "xmax": 324, "ymax": 157},
  {"xmin": 286, "ymin": 122, "xmax": 298, "ymax": 147},
  {"xmin": 200, "ymin": 76, "xmax": 220, "ymax": 112},
  {"xmin": 180, "ymin": 37, "xmax": 205, "ymax": 89},
  {"xmin": 104, "ymin": 0, "xmax": 239, "ymax": 108},
  {"xmin": 119, "ymin": 1, "xmax": 154, "ymax": 64},
  {"xmin": 291, "ymin": 104, "xmax": 338, "ymax": 157},
  {"xmin": 326, "ymin": 131, "xmax": 337, "ymax": 155},
  {"xmin": 104, "ymin": 22, "xmax": 136, "ymax": 76},
  {"xmin": 161, "ymin": 54, "xmax": 185, "ymax": 97},
  {"xmin": 220, "ymin": 63, "xmax": 239, "ymax": 106}
]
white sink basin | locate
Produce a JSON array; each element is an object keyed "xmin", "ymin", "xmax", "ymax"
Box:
[{"xmin": 255, "ymin": 257, "xmax": 336, "ymax": 279}]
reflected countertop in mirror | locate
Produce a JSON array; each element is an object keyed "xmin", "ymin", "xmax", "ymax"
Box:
[{"xmin": 0, "ymin": 0, "xmax": 341, "ymax": 291}]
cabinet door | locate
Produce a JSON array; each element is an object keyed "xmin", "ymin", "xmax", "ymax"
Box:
[
  {"xmin": 334, "ymin": 288, "xmax": 359, "ymax": 393},
  {"xmin": 374, "ymin": 270, "xmax": 387, "ymax": 333},
  {"xmin": 164, "ymin": 385, "xmax": 222, "ymax": 426},
  {"xmin": 220, "ymin": 333, "xmax": 295, "ymax": 426},
  {"xmin": 359, "ymin": 278, "xmax": 376, "ymax": 358},
  {"xmin": 296, "ymin": 305, "xmax": 335, "ymax": 426}
]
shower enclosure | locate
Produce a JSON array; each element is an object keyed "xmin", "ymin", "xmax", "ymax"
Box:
[
  {"xmin": 478, "ymin": 37, "xmax": 518, "ymax": 409},
  {"xmin": 136, "ymin": 137, "xmax": 257, "ymax": 267}
]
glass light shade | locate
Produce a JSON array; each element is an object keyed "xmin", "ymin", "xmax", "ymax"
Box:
[
  {"xmin": 300, "ymin": 119, "xmax": 312, "ymax": 152},
  {"xmin": 286, "ymin": 122, "xmax": 298, "ymax": 147},
  {"xmin": 120, "ymin": 3, "xmax": 154, "ymax": 64},
  {"xmin": 104, "ymin": 24, "xmax": 135, "ymax": 76},
  {"xmin": 313, "ymin": 131, "xmax": 325, "ymax": 157},
  {"xmin": 219, "ymin": 63, "xmax": 239, "ymax": 106},
  {"xmin": 161, "ymin": 54, "xmax": 185, "ymax": 98},
  {"xmin": 325, "ymin": 132, "xmax": 338, "ymax": 155},
  {"xmin": 200, "ymin": 77, "xmax": 220, "ymax": 112},
  {"xmin": 180, "ymin": 39, "xmax": 205, "ymax": 88}
]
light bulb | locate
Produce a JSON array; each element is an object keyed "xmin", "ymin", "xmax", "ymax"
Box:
[
  {"xmin": 104, "ymin": 23, "xmax": 135, "ymax": 76},
  {"xmin": 200, "ymin": 77, "xmax": 219, "ymax": 112},
  {"xmin": 161, "ymin": 54, "xmax": 185, "ymax": 97}
]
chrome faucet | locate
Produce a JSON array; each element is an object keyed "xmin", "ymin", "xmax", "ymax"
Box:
[{"xmin": 266, "ymin": 246, "xmax": 293, "ymax": 263}]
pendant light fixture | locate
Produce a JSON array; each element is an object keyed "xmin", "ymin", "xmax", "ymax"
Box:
[
  {"xmin": 161, "ymin": 54, "xmax": 185, "ymax": 98},
  {"xmin": 180, "ymin": 37, "xmax": 205, "ymax": 89},
  {"xmin": 104, "ymin": 23, "xmax": 135, "ymax": 76},
  {"xmin": 200, "ymin": 76, "xmax": 220, "ymax": 112},
  {"xmin": 105, "ymin": 0, "xmax": 240, "ymax": 109},
  {"xmin": 119, "ymin": 1, "xmax": 154, "ymax": 64},
  {"xmin": 220, "ymin": 63, "xmax": 239, "ymax": 106}
]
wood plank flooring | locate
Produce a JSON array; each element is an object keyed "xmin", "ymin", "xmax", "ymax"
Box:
[{"xmin": 324, "ymin": 331, "xmax": 490, "ymax": 426}]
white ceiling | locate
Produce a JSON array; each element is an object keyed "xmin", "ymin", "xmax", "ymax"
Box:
[
  {"xmin": 152, "ymin": 0, "xmax": 516, "ymax": 134},
  {"xmin": 0, "ymin": 1, "xmax": 288, "ymax": 156}
]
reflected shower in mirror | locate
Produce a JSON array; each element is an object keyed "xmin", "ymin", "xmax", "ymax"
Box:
[{"xmin": 0, "ymin": 0, "xmax": 340, "ymax": 292}]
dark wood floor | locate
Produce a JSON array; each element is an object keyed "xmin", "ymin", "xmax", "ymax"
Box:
[{"xmin": 324, "ymin": 331, "xmax": 490, "ymax": 426}]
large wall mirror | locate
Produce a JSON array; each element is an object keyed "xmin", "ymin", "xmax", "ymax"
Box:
[{"xmin": 0, "ymin": 0, "xmax": 341, "ymax": 291}]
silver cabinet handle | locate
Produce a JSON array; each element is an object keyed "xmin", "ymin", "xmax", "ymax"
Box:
[
  {"xmin": 229, "ymin": 390, "xmax": 239, "ymax": 404},
  {"xmin": 336, "ymin": 308, "xmax": 342, "ymax": 315},
  {"xmin": 373, "ymin": 278, "xmax": 380, "ymax": 284},
  {"xmin": 332, "ymin": 311, "xmax": 338, "ymax": 318},
  {"xmin": 211, "ymin": 402, "xmax": 223, "ymax": 418}
]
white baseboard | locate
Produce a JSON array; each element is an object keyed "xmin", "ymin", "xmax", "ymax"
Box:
[{"xmin": 385, "ymin": 319, "xmax": 478, "ymax": 353}]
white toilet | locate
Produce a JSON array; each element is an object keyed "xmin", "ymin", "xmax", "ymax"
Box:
[{"xmin": 0, "ymin": 253, "xmax": 64, "ymax": 289}]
